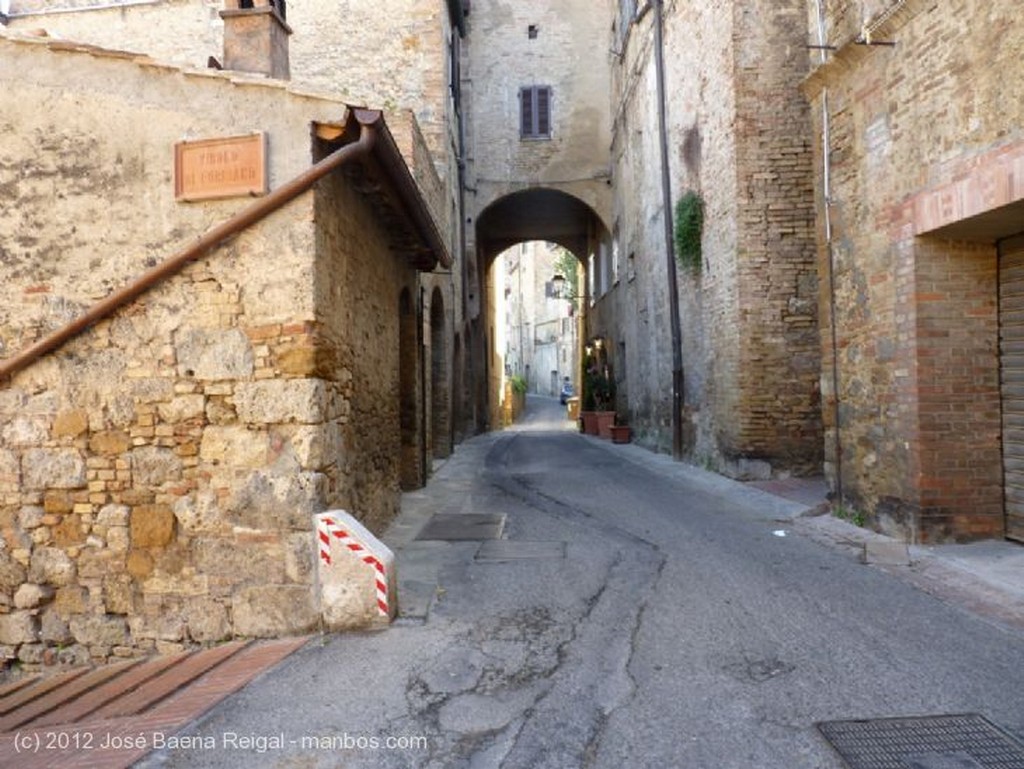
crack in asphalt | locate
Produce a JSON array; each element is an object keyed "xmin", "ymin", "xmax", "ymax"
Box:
[{"xmin": 389, "ymin": 432, "xmax": 671, "ymax": 768}]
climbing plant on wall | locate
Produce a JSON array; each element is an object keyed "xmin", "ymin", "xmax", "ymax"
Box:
[{"xmin": 673, "ymin": 190, "xmax": 704, "ymax": 273}]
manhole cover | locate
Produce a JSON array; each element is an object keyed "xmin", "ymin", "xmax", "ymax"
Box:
[
  {"xmin": 816, "ymin": 714, "xmax": 1024, "ymax": 769},
  {"xmin": 475, "ymin": 540, "xmax": 566, "ymax": 561},
  {"xmin": 415, "ymin": 513, "xmax": 506, "ymax": 541}
]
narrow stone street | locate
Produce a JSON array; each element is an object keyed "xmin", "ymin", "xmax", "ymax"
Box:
[{"xmin": 130, "ymin": 396, "xmax": 1024, "ymax": 768}]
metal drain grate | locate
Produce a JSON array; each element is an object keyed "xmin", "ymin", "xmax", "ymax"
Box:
[
  {"xmin": 415, "ymin": 513, "xmax": 506, "ymax": 541},
  {"xmin": 817, "ymin": 714, "xmax": 1024, "ymax": 769}
]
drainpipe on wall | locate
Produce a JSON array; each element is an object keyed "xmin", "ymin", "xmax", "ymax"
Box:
[
  {"xmin": 653, "ymin": 0, "xmax": 685, "ymax": 460},
  {"xmin": 814, "ymin": 0, "xmax": 843, "ymax": 505}
]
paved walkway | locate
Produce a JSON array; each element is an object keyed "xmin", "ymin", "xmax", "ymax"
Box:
[
  {"xmin": 0, "ymin": 637, "xmax": 307, "ymax": 768},
  {"xmin": 1, "ymin": 395, "xmax": 1022, "ymax": 767}
]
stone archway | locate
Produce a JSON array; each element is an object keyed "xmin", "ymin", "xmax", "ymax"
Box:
[{"xmin": 471, "ymin": 187, "xmax": 610, "ymax": 433}]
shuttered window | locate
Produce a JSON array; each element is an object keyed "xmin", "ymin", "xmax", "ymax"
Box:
[{"xmin": 520, "ymin": 86, "xmax": 552, "ymax": 140}]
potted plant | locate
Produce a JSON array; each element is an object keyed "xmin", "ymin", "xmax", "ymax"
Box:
[
  {"xmin": 609, "ymin": 422, "xmax": 632, "ymax": 443},
  {"xmin": 580, "ymin": 375, "xmax": 599, "ymax": 435},
  {"xmin": 589, "ymin": 367, "xmax": 616, "ymax": 439}
]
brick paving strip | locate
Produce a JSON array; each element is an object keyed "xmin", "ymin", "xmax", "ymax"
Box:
[{"xmin": 0, "ymin": 636, "xmax": 310, "ymax": 769}]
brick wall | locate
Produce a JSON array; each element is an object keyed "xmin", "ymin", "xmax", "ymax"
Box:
[
  {"xmin": 600, "ymin": 0, "xmax": 821, "ymax": 476},
  {"xmin": 805, "ymin": 0, "xmax": 1021, "ymax": 540}
]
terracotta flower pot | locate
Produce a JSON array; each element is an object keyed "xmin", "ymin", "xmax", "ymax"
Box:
[
  {"xmin": 610, "ymin": 424, "xmax": 631, "ymax": 444},
  {"xmin": 596, "ymin": 411, "xmax": 616, "ymax": 439}
]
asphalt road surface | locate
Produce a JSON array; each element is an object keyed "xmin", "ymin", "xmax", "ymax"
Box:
[{"xmin": 138, "ymin": 396, "xmax": 1024, "ymax": 769}]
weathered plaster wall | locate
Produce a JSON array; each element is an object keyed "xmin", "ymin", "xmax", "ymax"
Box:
[
  {"xmin": 463, "ymin": 0, "xmax": 614, "ymax": 238},
  {"xmin": 5, "ymin": 0, "xmax": 222, "ymax": 71},
  {"xmin": 805, "ymin": 0, "xmax": 1021, "ymax": 540},
  {"xmin": 0, "ymin": 34, "xmax": 427, "ymax": 666}
]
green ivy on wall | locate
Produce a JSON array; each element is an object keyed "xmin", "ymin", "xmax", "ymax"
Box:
[{"xmin": 674, "ymin": 190, "xmax": 704, "ymax": 273}]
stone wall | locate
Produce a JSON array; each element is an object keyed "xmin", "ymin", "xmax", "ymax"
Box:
[
  {"xmin": 0, "ymin": 34, "xmax": 430, "ymax": 667},
  {"xmin": 312, "ymin": 164, "xmax": 420, "ymax": 533},
  {"xmin": 601, "ymin": 0, "xmax": 821, "ymax": 475},
  {"xmin": 804, "ymin": 0, "xmax": 1022, "ymax": 540},
  {"xmin": 3, "ymin": 1, "xmax": 469, "ymax": 451}
]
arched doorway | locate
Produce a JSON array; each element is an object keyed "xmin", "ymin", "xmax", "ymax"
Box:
[
  {"xmin": 430, "ymin": 287, "xmax": 451, "ymax": 460},
  {"xmin": 398, "ymin": 287, "xmax": 421, "ymax": 490},
  {"xmin": 472, "ymin": 188, "xmax": 610, "ymax": 433}
]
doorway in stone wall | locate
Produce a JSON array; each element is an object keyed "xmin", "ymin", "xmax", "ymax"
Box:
[
  {"xmin": 430, "ymin": 287, "xmax": 451, "ymax": 461},
  {"xmin": 399, "ymin": 287, "xmax": 421, "ymax": 490},
  {"xmin": 998, "ymin": 233, "xmax": 1024, "ymax": 543}
]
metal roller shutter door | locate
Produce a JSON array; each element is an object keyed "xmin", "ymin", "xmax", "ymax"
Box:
[{"xmin": 999, "ymin": 233, "xmax": 1024, "ymax": 542}]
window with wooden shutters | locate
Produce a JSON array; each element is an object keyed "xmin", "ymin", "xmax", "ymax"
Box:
[{"xmin": 520, "ymin": 86, "xmax": 552, "ymax": 139}]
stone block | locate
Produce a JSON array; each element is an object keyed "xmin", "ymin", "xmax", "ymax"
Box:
[
  {"xmin": 18, "ymin": 506, "xmax": 45, "ymax": 530},
  {"xmin": 176, "ymin": 328, "xmax": 254, "ymax": 380},
  {"xmin": 185, "ymin": 597, "xmax": 231, "ymax": 642},
  {"xmin": 44, "ymin": 492, "xmax": 74, "ymax": 515},
  {"xmin": 18, "ymin": 643, "xmax": 46, "ymax": 665},
  {"xmin": 53, "ymin": 585, "xmax": 87, "ymax": 617},
  {"xmin": 22, "ymin": 448, "xmax": 86, "ymax": 490},
  {"xmin": 40, "ymin": 609, "xmax": 74, "ymax": 645},
  {"xmin": 144, "ymin": 612, "xmax": 186, "ymax": 642},
  {"xmin": 130, "ymin": 504, "xmax": 176, "ymax": 548},
  {"xmin": 3, "ymin": 417, "xmax": 49, "ymax": 447},
  {"xmin": 76, "ymin": 549, "xmax": 120, "ymax": 581},
  {"xmin": 103, "ymin": 575, "xmax": 135, "ymax": 615},
  {"xmin": 52, "ymin": 514, "xmax": 85, "ymax": 547},
  {"xmin": 89, "ymin": 431, "xmax": 132, "ymax": 456},
  {"xmin": 285, "ymin": 531, "xmax": 315, "ymax": 583},
  {"xmin": 0, "ymin": 554, "xmax": 27, "ymax": 592},
  {"xmin": 276, "ymin": 346, "xmax": 317, "ymax": 377},
  {"xmin": 14, "ymin": 583, "xmax": 55, "ymax": 609},
  {"xmin": 156, "ymin": 394, "xmax": 206, "ymax": 423},
  {"xmin": 231, "ymin": 585, "xmax": 318, "ymax": 637},
  {"xmin": 126, "ymin": 550, "xmax": 154, "ymax": 579},
  {"xmin": 200, "ymin": 426, "xmax": 269, "ymax": 468},
  {"xmin": 70, "ymin": 615, "xmax": 129, "ymax": 647},
  {"xmin": 194, "ymin": 536, "xmax": 285, "ymax": 583},
  {"xmin": 129, "ymin": 445, "xmax": 183, "ymax": 486},
  {"xmin": 0, "ymin": 611, "xmax": 39, "ymax": 645},
  {"xmin": 54, "ymin": 644, "xmax": 91, "ymax": 668},
  {"xmin": 287, "ymin": 423, "xmax": 342, "ymax": 469},
  {"xmin": 172, "ymin": 490, "xmax": 223, "ymax": 534},
  {"xmin": 28, "ymin": 547, "xmax": 76, "ymax": 587},
  {"xmin": 96, "ymin": 504, "xmax": 131, "ymax": 528},
  {"xmin": 52, "ymin": 409, "xmax": 90, "ymax": 438},
  {"xmin": 226, "ymin": 470, "xmax": 327, "ymax": 530},
  {"xmin": 0, "ymin": 449, "xmax": 19, "ymax": 487},
  {"xmin": 233, "ymin": 378, "xmax": 328, "ymax": 425},
  {"xmin": 107, "ymin": 527, "xmax": 129, "ymax": 553}
]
